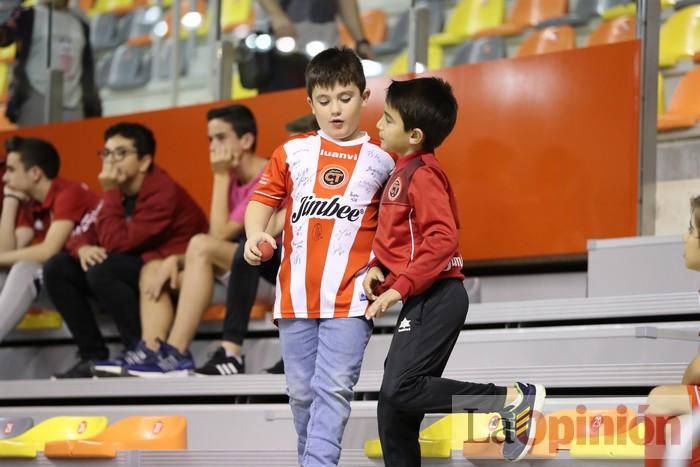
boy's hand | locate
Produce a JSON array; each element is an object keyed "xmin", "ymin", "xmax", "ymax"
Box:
[
  {"xmin": 362, "ymin": 266, "xmax": 384, "ymax": 300},
  {"xmin": 3, "ymin": 186, "xmax": 27, "ymax": 202},
  {"xmin": 77, "ymin": 245, "xmax": 107, "ymax": 271},
  {"xmin": 244, "ymin": 232, "xmax": 277, "ymax": 266},
  {"xmin": 144, "ymin": 255, "xmax": 180, "ymax": 300},
  {"xmin": 210, "ymin": 145, "xmax": 237, "ymax": 175},
  {"xmin": 98, "ymin": 162, "xmax": 125, "ymax": 191},
  {"xmin": 365, "ymin": 288, "xmax": 401, "ymax": 320}
]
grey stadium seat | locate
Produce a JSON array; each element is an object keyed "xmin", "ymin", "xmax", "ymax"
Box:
[
  {"xmin": 0, "ymin": 417, "xmax": 33, "ymax": 440},
  {"xmin": 373, "ymin": 0, "xmax": 445, "ymax": 57},
  {"xmin": 106, "ymin": 43, "xmax": 151, "ymax": 90},
  {"xmin": 449, "ymin": 36, "xmax": 506, "ymax": 66}
]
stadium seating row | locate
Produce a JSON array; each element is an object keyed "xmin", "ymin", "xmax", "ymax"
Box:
[{"xmin": 0, "ymin": 415, "xmax": 186, "ymax": 459}]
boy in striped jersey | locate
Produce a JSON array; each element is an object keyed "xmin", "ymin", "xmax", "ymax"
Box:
[
  {"xmin": 243, "ymin": 48, "xmax": 395, "ymax": 466},
  {"xmin": 366, "ymin": 77, "xmax": 545, "ymax": 465}
]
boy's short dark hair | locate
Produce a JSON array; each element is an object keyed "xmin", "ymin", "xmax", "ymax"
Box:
[
  {"xmin": 207, "ymin": 104, "xmax": 258, "ymax": 152},
  {"xmin": 285, "ymin": 113, "xmax": 320, "ymax": 134},
  {"xmin": 386, "ymin": 77, "xmax": 458, "ymax": 152},
  {"xmin": 4, "ymin": 136, "xmax": 60, "ymax": 179},
  {"xmin": 104, "ymin": 122, "xmax": 156, "ymax": 161},
  {"xmin": 305, "ymin": 47, "xmax": 366, "ymax": 97}
]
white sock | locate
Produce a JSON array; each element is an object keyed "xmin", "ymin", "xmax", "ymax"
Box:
[{"xmin": 224, "ymin": 350, "xmax": 242, "ymax": 364}]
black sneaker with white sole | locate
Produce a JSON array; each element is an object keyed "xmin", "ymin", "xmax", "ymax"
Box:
[
  {"xmin": 52, "ymin": 359, "xmax": 97, "ymax": 379},
  {"xmin": 194, "ymin": 347, "xmax": 245, "ymax": 376}
]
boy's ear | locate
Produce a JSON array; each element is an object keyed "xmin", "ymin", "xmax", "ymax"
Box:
[
  {"xmin": 306, "ymin": 96, "xmax": 314, "ymax": 114},
  {"xmin": 138, "ymin": 154, "xmax": 153, "ymax": 173},
  {"xmin": 361, "ymin": 88, "xmax": 370, "ymax": 106},
  {"xmin": 240, "ymin": 132, "xmax": 255, "ymax": 151},
  {"xmin": 28, "ymin": 166, "xmax": 43, "ymax": 183},
  {"xmin": 408, "ymin": 128, "xmax": 424, "ymax": 146}
]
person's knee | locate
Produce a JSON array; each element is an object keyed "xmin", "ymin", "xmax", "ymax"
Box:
[
  {"xmin": 138, "ymin": 259, "xmax": 162, "ymax": 289},
  {"xmin": 85, "ymin": 258, "xmax": 116, "ymax": 290},
  {"xmin": 685, "ymin": 355, "xmax": 700, "ymax": 385},
  {"xmin": 43, "ymin": 253, "xmax": 72, "ymax": 283},
  {"xmin": 186, "ymin": 233, "xmax": 216, "ymax": 262},
  {"xmin": 286, "ymin": 371, "xmax": 314, "ymax": 405},
  {"xmin": 379, "ymin": 376, "xmax": 415, "ymax": 406},
  {"xmin": 646, "ymin": 385, "xmax": 687, "ymax": 415}
]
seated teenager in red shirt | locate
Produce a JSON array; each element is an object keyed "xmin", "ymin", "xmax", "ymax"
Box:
[
  {"xmin": 44, "ymin": 122, "xmax": 208, "ymax": 379},
  {"xmin": 0, "ymin": 136, "xmax": 99, "ymax": 342}
]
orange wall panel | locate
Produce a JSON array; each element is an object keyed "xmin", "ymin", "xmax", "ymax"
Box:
[
  {"xmin": 0, "ymin": 41, "xmax": 640, "ymax": 263},
  {"xmin": 360, "ymin": 41, "xmax": 640, "ymax": 262}
]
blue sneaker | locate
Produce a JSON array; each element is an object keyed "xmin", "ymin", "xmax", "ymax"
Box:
[
  {"xmin": 501, "ymin": 382, "xmax": 546, "ymax": 462},
  {"xmin": 94, "ymin": 341, "xmax": 157, "ymax": 376},
  {"xmin": 127, "ymin": 340, "xmax": 195, "ymax": 378}
]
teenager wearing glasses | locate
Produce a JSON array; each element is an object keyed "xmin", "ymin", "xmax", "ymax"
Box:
[{"xmin": 44, "ymin": 122, "xmax": 208, "ymax": 378}]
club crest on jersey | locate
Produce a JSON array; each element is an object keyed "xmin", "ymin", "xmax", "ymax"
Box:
[
  {"xmin": 320, "ymin": 166, "xmax": 348, "ymax": 189},
  {"xmin": 387, "ymin": 178, "xmax": 402, "ymax": 200},
  {"xmin": 291, "ymin": 195, "xmax": 364, "ymax": 223}
]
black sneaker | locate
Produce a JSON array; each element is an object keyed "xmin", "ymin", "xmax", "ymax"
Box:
[
  {"xmin": 194, "ymin": 347, "xmax": 245, "ymax": 376},
  {"xmin": 501, "ymin": 382, "xmax": 546, "ymax": 462},
  {"xmin": 264, "ymin": 358, "xmax": 284, "ymax": 374},
  {"xmin": 52, "ymin": 360, "xmax": 97, "ymax": 379}
]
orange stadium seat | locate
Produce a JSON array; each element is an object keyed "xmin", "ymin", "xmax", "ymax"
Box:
[
  {"xmin": 45, "ymin": 416, "xmax": 187, "ymax": 459},
  {"xmin": 587, "ymin": 16, "xmax": 636, "ymax": 46},
  {"xmin": 515, "ymin": 25, "xmax": 575, "ymax": 58},
  {"xmin": 658, "ymin": 66, "xmax": 700, "ymax": 131},
  {"xmin": 474, "ymin": 0, "xmax": 568, "ymax": 38}
]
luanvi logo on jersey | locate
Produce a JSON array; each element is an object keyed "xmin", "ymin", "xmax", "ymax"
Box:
[
  {"xmin": 291, "ymin": 195, "xmax": 364, "ymax": 223},
  {"xmin": 320, "ymin": 149, "xmax": 358, "ymax": 161}
]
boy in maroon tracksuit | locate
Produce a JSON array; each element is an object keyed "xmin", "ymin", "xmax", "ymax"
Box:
[
  {"xmin": 44, "ymin": 122, "xmax": 208, "ymax": 378},
  {"xmin": 364, "ymin": 77, "xmax": 546, "ymax": 466}
]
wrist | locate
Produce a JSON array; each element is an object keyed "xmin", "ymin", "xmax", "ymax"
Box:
[{"xmin": 3, "ymin": 194, "xmax": 22, "ymax": 203}]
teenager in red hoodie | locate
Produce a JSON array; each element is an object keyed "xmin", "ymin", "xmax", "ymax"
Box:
[
  {"xmin": 365, "ymin": 78, "xmax": 545, "ymax": 465},
  {"xmin": 44, "ymin": 122, "xmax": 208, "ymax": 378}
]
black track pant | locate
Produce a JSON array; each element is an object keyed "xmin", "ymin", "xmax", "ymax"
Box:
[
  {"xmin": 43, "ymin": 252, "xmax": 143, "ymax": 361},
  {"xmin": 378, "ymin": 278, "xmax": 507, "ymax": 467}
]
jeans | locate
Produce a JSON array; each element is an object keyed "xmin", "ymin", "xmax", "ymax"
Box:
[{"xmin": 279, "ymin": 317, "xmax": 372, "ymax": 467}]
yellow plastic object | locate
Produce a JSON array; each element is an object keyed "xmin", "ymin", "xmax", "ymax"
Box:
[
  {"xmin": 388, "ymin": 45, "xmax": 444, "ymax": 76},
  {"xmin": 365, "ymin": 413, "xmax": 502, "ymax": 459},
  {"xmin": 232, "ymin": 73, "xmax": 258, "ymax": 100},
  {"xmin": 601, "ymin": 2, "xmax": 636, "ymax": 20},
  {"xmin": 91, "ymin": 0, "xmax": 135, "ymax": 14},
  {"xmin": 221, "ymin": 0, "xmax": 253, "ymax": 31},
  {"xmin": 659, "ymin": 5, "xmax": 700, "ymax": 68},
  {"xmin": 16, "ymin": 309, "xmax": 63, "ymax": 330},
  {"xmin": 0, "ymin": 44, "xmax": 15, "ymax": 64},
  {"xmin": 0, "ymin": 417, "xmax": 108, "ymax": 459},
  {"xmin": 0, "ymin": 63, "xmax": 8, "ymax": 103},
  {"xmin": 661, "ymin": 0, "xmax": 676, "ymax": 8},
  {"xmin": 570, "ymin": 420, "xmax": 645, "ymax": 459},
  {"xmin": 429, "ymin": 0, "xmax": 505, "ymax": 46}
]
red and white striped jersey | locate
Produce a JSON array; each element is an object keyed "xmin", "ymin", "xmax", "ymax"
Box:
[{"xmin": 250, "ymin": 130, "xmax": 395, "ymax": 319}]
